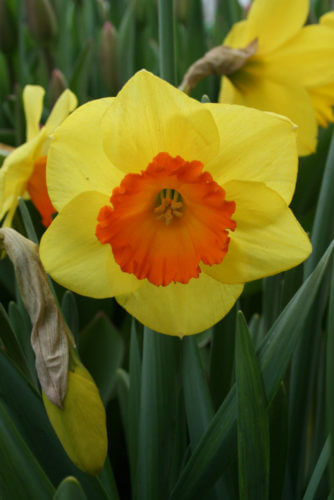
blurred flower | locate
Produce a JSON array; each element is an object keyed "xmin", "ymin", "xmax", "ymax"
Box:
[
  {"xmin": 0, "ymin": 85, "xmax": 77, "ymax": 227},
  {"xmin": 219, "ymin": 0, "xmax": 334, "ymax": 156},
  {"xmin": 24, "ymin": 0, "xmax": 57, "ymax": 45},
  {"xmin": 49, "ymin": 69, "xmax": 68, "ymax": 107},
  {"xmin": 99, "ymin": 21, "xmax": 118, "ymax": 94},
  {"xmin": 40, "ymin": 71, "xmax": 311, "ymax": 336}
]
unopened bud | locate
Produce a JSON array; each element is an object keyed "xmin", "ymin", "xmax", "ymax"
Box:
[
  {"xmin": 49, "ymin": 69, "xmax": 68, "ymax": 107},
  {"xmin": 24, "ymin": 0, "xmax": 58, "ymax": 45},
  {"xmin": 175, "ymin": 0, "xmax": 190, "ymax": 21},
  {"xmin": 99, "ymin": 21, "xmax": 118, "ymax": 94},
  {"xmin": 0, "ymin": 0, "xmax": 16, "ymax": 53}
]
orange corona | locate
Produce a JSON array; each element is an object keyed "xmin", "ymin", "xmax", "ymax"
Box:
[
  {"xmin": 27, "ymin": 155, "xmax": 56, "ymax": 227},
  {"xmin": 96, "ymin": 152, "xmax": 236, "ymax": 286}
]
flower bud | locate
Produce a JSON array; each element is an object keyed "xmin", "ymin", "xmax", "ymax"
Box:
[
  {"xmin": 24, "ymin": 0, "xmax": 58, "ymax": 45},
  {"xmin": 99, "ymin": 21, "xmax": 118, "ymax": 94},
  {"xmin": 49, "ymin": 69, "xmax": 68, "ymax": 107}
]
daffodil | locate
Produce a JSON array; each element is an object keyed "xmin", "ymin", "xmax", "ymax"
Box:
[
  {"xmin": 0, "ymin": 85, "xmax": 77, "ymax": 227},
  {"xmin": 40, "ymin": 71, "xmax": 311, "ymax": 336},
  {"xmin": 220, "ymin": 0, "xmax": 334, "ymax": 156}
]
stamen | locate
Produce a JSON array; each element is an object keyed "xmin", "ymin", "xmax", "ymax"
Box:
[{"xmin": 154, "ymin": 189, "xmax": 184, "ymax": 225}]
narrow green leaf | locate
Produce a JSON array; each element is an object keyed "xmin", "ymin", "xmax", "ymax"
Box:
[
  {"xmin": 61, "ymin": 290, "xmax": 79, "ymax": 345},
  {"xmin": 268, "ymin": 383, "xmax": 288, "ymax": 500},
  {"xmin": 117, "ymin": 1, "xmax": 135, "ymax": 86},
  {"xmin": 305, "ymin": 131, "xmax": 334, "ymax": 277},
  {"xmin": 69, "ymin": 38, "xmax": 93, "ymax": 102},
  {"xmin": 209, "ymin": 307, "xmax": 236, "ymax": 409},
  {"xmin": 182, "ymin": 336, "xmax": 214, "ymax": 447},
  {"xmin": 79, "ymin": 312, "xmax": 124, "ymax": 405},
  {"xmin": 116, "ymin": 368, "xmax": 130, "ymax": 447},
  {"xmin": 54, "ymin": 477, "xmax": 87, "ymax": 500},
  {"xmin": 128, "ymin": 319, "xmax": 141, "ymax": 486},
  {"xmin": 0, "ymin": 399, "xmax": 55, "ymax": 498},
  {"xmin": 18, "ymin": 198, "xmax": 39, "ymax": 244},
  {"xmin": 171, "ymin": 241, "xmax": 334, "ymax": 500},
  {"xmin": 158, "ymin": 0, "xmax": 176, "ymax": 84},
  {"xmin": 182, "ymin": 336, "xmax": 224, "ymax": 500},
  {"xmin": 236, "ymin": 311, "xmax": 269, "ymax": 500},
  {"xmin": 303, "ymin": 437, "xmax": 330, "ymax": 500},
  {"xmin": 0, "ymin": 302, "xmax": 28, "ymax": 374},
  {"xmin": 135, "ymin": 328, "xmax": 181, "ymax": 500},
  {"xmin": 327, "ymin": 258, "xmax": 334, "ymax": 492}
]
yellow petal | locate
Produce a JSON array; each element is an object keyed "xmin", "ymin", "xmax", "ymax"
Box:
[
  {"xmin": 43, "ymin": 354, "xmax": 107, "ymax": 475},
  {"xmin": 101, "ymin": 70, "xmax": 220, "ymax": 174},
  {"xmin": 47, "ymin": 98, "xmax": 122, "ymax": 212},
  {"xmin": 205, "ymin": 102, "xmax": 298, "ymax": 204},
  {"xmin": 308, "ymin": 83, "xmax": 334, "ymax": 127},
  {"xmin": 220, "ymin": 73, "xmax": 317, "ymax": 156},
  {"xmin": 23, "ymin": 85, "xmax": 45, "ymax": 142},
  {"xmin": 39, "ymin": 191, "xmax": 141, "ymax": 298},
  {"xmin": 204, "ymin": 180, "xmax": 312, "ymax": 284},
  {"xmin": 0, "ymin": 132, "xmax": 46, "ymax": 225},
  {"xmin": 224, "ymin": 0, "xmax": 308, "ymax": 55},
  {"xmin": 44, "ymin": 89, "xmax": 77, "ymax": 134},
  {"xmin": 117, "ymin": 274, "xmax": 243, "ymax": 336},
  {"xmin": 320, "ymin": 11, "xmax": 334, "ymax": 29},
  {"xmin": 264, "ymin": 25, "xmax": 334, "ymax": 88}
]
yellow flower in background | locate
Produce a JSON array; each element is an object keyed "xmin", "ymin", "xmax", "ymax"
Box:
[
  {"xmin": 0, "ymin": 85, "xmax": 77, "ymax": 227},
  {"xmin": 40, "ymin": 71, "xmax": 311, "ymax": 336},
  {"xmin": 220, "ymin": 0, "xmax": 334, "ymax": 156}
]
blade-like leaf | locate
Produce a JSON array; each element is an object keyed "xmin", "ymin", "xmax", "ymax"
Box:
[
  {"xmin": 54, "ymin": 477, "xmax": 86, "ymax": 500},
  {"xmin": 303, "ymin": 437, "xmax": 330, "ymax": 500},
  {"xmin": 171, "ymin": 241, "xmax": 334, "ymax": 500},
  {"xmin": 135, "ymin": 328, "xmax": 181, "ymax": 500},
  {"xmin": 0, "ymin": 399, "xmax": 55, "ymax": 498},
  {"xmin": 79, "ymin": 312, "xmax": 124, "ymax": 405},
  {"xmin": 236, "ymin": 311, "xmax": 269, "ymax": 500}
]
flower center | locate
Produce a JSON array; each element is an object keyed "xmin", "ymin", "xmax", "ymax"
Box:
[
  {"xmin": 154, "ymin": 189, "xmax": 183, "ymax": 225},
  {"xmin": 96, "ymin": 152, "xmax": 236, "ymax": 287},
  {"xmin": 27, "ymin": 155, "xmax": 56, "ymax": 227}
]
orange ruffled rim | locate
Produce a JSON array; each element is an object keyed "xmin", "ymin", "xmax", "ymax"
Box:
[{"xmin": 96, "ymin": 152, "xmax": 236, "ymax": 286}]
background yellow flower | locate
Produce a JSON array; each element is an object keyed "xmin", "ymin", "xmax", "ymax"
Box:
[
  {"xmin": 220, "ymin": 0, "xmax": 334, "ymax": 156},
  {"xmin": 0, "ymin": 85, "xmax": 77, "ymax": 227}
]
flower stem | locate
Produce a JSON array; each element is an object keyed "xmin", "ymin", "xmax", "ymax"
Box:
[{"xmin": 158, "ymin": 0, "xmax": 176, "ymax": 85}]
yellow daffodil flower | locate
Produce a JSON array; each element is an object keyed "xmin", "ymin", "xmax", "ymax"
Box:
[
  {"xmin": 0, "ymin": 85, "xmax": 77, "ymax": 227},
  {"xmin": 40, "ymin": 71, "xmax": 311, "ymax": 336},
  {"xmin": 219, "ymin": 0, "xmax": 334, "ymax": 156}
]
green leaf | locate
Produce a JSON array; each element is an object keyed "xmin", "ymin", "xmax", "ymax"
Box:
[
  {"xmin": 209, "ymin": 307, "xmax": 236, "ymax": 409},
  {"xmin": 128, "ymin": 319, "xmax": 142, "ymax": 485},
  {"xmin": 69, "ymin": 38, "xmax": 93, "ymax": 102},
  {"xmin": 61, "ymin": 291, "xmax": 79, "ymax": 345},
  {"xmin": 0, "ymin": 399, "xmax": 55, "ymax": 498},
  {"xmin": 116, "ymin": 368, "xmax": 130, "ymax": 447},
  {"xmin": 79, "ymin": 312, "xmax": 124, "ymax": 405},
  {"xmin": 182, "ymin": 335, "xmax": 226, "ymax": 500},
  {"xmin": 303, "ymin": 437, "xmax": 330, "ymax": 500},
  {"xmin": 305, "ymin": 131, "xmax": 334, "ymax": 277},
  {"xmin": 135, "ymin": 328, "xmax": 182, "ymax": 500},
  {"xmin": 171, "ymin": 241, "xmax": 334, "ymax": 500},
  {"xmin": 54, "ymin": 477, "xmax": 86, "ymax": 500},
  {"xmin": 327, "ymin": 258, "xmax": 334, "ymax": 492},
  {"xmin": 236, "ymin": 311, "xmax": 269, "ymax": 500},
  {"xmin": 117, "ymin": 1, "xmax": 135, "ymax": 86},
  {"xmin": 0, "ymin": 302, "xmax": 29, "ymax": 375},
  {"xmin": 268, "ymin": 383, "xmax": 288, "ymax": 500},
  {"xmin": 18, "ymin": 198, "xmax": 39, "ymax": 244}
]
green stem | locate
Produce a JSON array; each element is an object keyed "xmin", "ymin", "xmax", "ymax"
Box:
[{"xmin": 158, "ymin": 0, "xmax": 176, "ymax": 85}]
